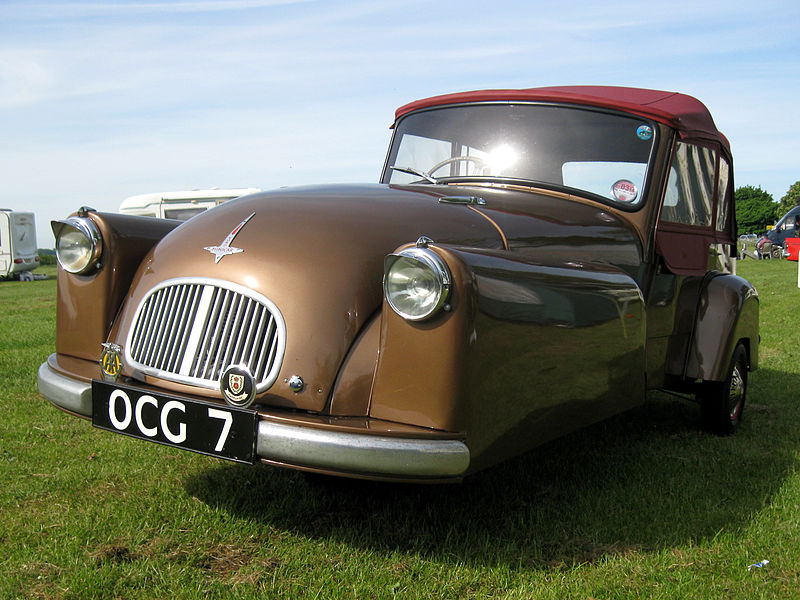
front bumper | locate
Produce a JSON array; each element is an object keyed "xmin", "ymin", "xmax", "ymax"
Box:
[{"xmin": 37, "ymin": 356, "xmax": 470, "ymax": 480}]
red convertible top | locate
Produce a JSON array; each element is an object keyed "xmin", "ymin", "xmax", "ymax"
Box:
[{"xmin": 395, "ymin": 86, "xmax": 729, "ymax": 151}]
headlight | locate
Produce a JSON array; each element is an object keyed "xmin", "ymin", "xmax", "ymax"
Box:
[
  {"xmin": 51, "ymin": 216, "xmax": 103, "ymax": 274},
  {"xmin": 384, "ymin": 247, "xmax": 451, "ymax": 321}
]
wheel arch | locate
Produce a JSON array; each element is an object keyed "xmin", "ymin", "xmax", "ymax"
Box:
[{"xmin": 685, "ymin": 273, "xmax": 759, "ymax": 382}]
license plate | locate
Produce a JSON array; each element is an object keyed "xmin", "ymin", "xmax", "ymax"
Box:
[{"xmin": 92, "ymin": 380, "xmax": 258, "ymax": 464}]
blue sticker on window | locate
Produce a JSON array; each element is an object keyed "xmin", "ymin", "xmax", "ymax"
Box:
[{"xmin": 637, "ymin": 125, "xmax": 653, "ymax": 140}]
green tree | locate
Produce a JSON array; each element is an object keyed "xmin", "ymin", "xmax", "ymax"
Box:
[
  {"xmin": 776, "ymin": 180, "xmax": 800, "ymax": 216},
  {"xmin": 735, "ymin": 185, "xmax": 777, "ymax": 234}
]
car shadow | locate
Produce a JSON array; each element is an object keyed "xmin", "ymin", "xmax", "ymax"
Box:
[{"xmin": 184, "ymin": 372, "xmax": 796, "ymax": 569}]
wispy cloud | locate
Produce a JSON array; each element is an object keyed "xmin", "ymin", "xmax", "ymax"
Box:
[{"xmin": 1, "ymin": 0, "xmax": 798, "ymax": 244}]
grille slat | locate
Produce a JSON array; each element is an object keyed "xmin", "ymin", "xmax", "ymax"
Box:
[
  {"xmin": 126, "ymin": 279, "xmax": 285, "ymax": 392},
  {"xmin": 240, "ymin": 303, "xmax": 262, "ymax": 363},
  {"xmin": 135, "ymin": 288, "xmax": 160, "ymax": 358},
  {"xmin": 196, "ymin": 288, "xmax": 228, "ymax": 380},
  {"xmin": 216, "ymin": 293, "xmax": 243, "ymax": 379},
  {"xmin": 165, "ymin": 284, "xmax": 194, "ymax": 373},
  {"xmin": 138, "ymin": 289, "xmax": 163, "ymax": 361},
  {"xmin": 208, "ymin": 289, "xmax": 234, "ymax": 380},
  {"xmin": 159, "ymin": 285, "xmax": 186, "ymax": 371},
  {"xmin": 146, "ymin": 288, "xmax": 170, "ymax": 365},
  {"xmin": 254, "ymin": 316, "xmax": 276, "ymax": 381},
  {"xmin": 230, "ymin": 299, "xmax": 256, "ymax": 366},
  {"xmin": 153, "ymin": 286, "xmax": 178, "ymax": 370}
]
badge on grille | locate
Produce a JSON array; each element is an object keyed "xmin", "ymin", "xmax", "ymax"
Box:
[
  {"xmin": 220, "ymin": 365, "xmax": 256, "ymax": 408},
  {"xmin": 100, "ymin": 343, "xmax": 122, "ymax": 382}
]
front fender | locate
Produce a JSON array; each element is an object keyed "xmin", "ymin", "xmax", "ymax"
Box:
[
  {"xmin": 54, "ymin": 211, "xmax": 182, "ymax": 362},
  {"xmin": 685, "ymin": 274, "xmax": 759, "ymax": 382},
  {"xmin": 369, "ymin": 245, "xmax": 647, "ymax": 472}
]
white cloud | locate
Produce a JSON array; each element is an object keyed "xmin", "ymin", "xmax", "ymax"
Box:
[{"xmin": 1, "ymin": 0, "xmax": 799, "ymax": 244}]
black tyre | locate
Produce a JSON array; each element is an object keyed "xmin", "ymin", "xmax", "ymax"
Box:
[{"xmin": 699, "ymin": 343, "xmax": 747, "ymax": 435}]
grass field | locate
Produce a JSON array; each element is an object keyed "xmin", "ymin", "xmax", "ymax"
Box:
[{"xmin": 2, "ymin": 261, "xmax": 799, "ymax": 599}]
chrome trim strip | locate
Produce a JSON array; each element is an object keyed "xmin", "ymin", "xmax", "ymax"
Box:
[
  {"xmin": 37, "ymin": 360, "xmax": 92, "ymax": 417},
  {"xmin": 256, "ymin": 421, "xmax": 470, "ymax": 478}
]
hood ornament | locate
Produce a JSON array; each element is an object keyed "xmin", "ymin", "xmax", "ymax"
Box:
[{"xmin": 204, "ymin": 212, "xmax": 256, "ymax": 263}]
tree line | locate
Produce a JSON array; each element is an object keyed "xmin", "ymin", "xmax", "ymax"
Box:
[{"xmin": 735, "ymin": 181, "xmax": 800, "ymax": 235}]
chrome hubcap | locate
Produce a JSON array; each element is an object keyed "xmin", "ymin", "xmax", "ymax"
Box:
[{"xmin": 729, "ymin": 365, "xmax": 745, "ymax": 421}]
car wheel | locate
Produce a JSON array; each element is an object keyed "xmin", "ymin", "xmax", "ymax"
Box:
[{"xmin": 699, "ymin": 343, "xmax": 747, "ymax": 435}]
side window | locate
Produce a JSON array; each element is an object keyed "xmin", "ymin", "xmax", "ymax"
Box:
[
  {"xmin": 661, "ymin": 142, "xmax": 716, "ymax": 227},
  {"xmin": 715, "ymin": 156, "xmax": 730, "ymax": 232},
  {"xmin": 784, "ymin": 210, "xmax": 800, "ymax": 234},
  {"xmin": 164, "ymin": 207, "xmax": 208, "ymax": 221}
]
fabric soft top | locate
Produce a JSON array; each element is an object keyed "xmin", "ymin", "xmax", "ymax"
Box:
[{"xmin": 394, "ymin": 86, "xmax": 729, "ymax": 151}]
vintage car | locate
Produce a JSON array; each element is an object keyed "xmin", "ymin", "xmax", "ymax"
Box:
[{"xmin": 38, "ymin": 86, "xmax": 758, "ymax": 482}]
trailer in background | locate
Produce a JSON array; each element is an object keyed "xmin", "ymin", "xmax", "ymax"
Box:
[
  {"xmin": 119, "ymin": 188, "xmax": 261, "ymax": 221},
  {"xmin": 0, "ymin": 209, "xmax": 39, "ymax": 280}
]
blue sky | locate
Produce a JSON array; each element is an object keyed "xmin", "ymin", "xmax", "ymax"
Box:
[{"xmin": 1, "ymin": 0, "xmax": 799, "ymax": 246}]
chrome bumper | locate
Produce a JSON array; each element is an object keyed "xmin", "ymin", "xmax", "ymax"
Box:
[
  {"xmin": 37, "ymin": 358, "xmax": 470, "ymax": 479},
  {"xmin": 37, "ymin": 360, "xmax": 93, "ymax": 416}
]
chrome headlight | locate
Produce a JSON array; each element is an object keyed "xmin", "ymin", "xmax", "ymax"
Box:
[
  {"xmin": 51, "ymin": 216, "xmax": 103, "ymax": 274},
  {"xmin": 384, "ymin": 247, "xmax": 451, "ymax": 321}
]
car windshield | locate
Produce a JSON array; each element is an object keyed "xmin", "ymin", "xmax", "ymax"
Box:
[{"xmin": 382, "ymin": 103, "xmax": 657, "ymax": 207}]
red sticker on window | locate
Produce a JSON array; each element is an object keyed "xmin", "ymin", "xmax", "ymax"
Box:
[{"xmin": 611, "ymin": 179, "xmax": 638, "ymax": 203}]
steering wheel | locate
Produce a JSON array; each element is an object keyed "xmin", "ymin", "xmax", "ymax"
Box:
[{"xmin": 428, "ymin": 156, "xmax": 486, "ymax": 176}]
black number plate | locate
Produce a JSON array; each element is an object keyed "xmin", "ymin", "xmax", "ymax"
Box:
[{"xmin": 92, "ymin": 380, "xmax": 258, "ymax": 464}]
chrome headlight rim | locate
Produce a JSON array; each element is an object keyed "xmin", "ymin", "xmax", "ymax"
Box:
[
  {"xmin": 383, "ymin": 247, "xmax": 451, "ymax": 322},
  {"xmin": 52, "ymin": 216, "xmax": 103, "ymax": 275}
]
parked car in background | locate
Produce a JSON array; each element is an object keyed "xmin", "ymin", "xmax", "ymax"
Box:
[
  {"xmin": 0, "ymin": 209, "xmax": 39, "ymax": 280},
  {"xmin": 120, "ymin": 188, "xmax": 262, "ymax": 221},
  {"xmin": 765, "ymin": 205, "xmax": 800, "ymax": 249},
  {"xmin": 38, "ymin": 86, "xmax": 758, "ymax": 482}
]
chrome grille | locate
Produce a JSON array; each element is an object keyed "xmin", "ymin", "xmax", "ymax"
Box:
[{"xmin": 125, "ymin": 278, "xmax": 285, "ymax": 391}]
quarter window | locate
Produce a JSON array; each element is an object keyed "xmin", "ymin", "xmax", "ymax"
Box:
[
  {"xmin": 716, "ymin": 156, "xmax": 730, "ymax": 232},
  {"xmin": 662, "ymin": 142, "xmax": 716, "ymax": 227}
]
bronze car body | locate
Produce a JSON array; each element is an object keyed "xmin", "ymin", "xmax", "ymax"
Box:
[{"xmin": 38, "ymin": 86, "xmax": 758, "ymax": 481}]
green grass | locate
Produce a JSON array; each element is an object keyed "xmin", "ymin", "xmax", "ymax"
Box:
[{"xmin": 2, "ymin": 261, "xmax": 800, "ymax": 599}]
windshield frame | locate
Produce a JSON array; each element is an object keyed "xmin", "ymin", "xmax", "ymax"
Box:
[{"xmin": 381, "ymin": 101, "xmax": 660, "ymax": 212}]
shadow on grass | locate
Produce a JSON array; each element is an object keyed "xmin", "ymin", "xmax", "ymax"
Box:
[{"xmin": 185, "ymin": 370, "xmax": 798, "ymax": 568}]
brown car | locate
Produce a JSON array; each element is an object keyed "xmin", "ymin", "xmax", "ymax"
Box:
[{"xmin": 38, "ymin": 86, "xmax": 758, "ymax": 482}]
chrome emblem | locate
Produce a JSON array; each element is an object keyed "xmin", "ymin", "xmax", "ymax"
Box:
[
  {"xmin": 220, "ymin": 365, "xmax": 256, "ymax": 408},
  {"xmin": 204, "ymin": 212, "xmax": 256, "ymax": 263},
  {"xmin": 229, "ymin": 374, "xmax": 245, "ymax": 395},
  {"xmin": 100, "ymin": 343, "xmax": 122, "ymax": 382}
]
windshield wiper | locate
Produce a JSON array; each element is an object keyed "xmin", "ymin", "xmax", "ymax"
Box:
[{"xmin": 389, "ymin": 165, "xmax": 439, "ymax": 184}]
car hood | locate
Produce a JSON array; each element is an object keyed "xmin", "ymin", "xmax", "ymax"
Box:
[{"xmin": 111, "ymin": 183, "xmax": 505, "ymax": 412}]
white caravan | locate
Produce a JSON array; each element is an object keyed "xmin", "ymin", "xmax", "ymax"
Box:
[
  {"xmin": 119, "ymin": 188, "xmax": 261, "ymax": 221},
  {"xmin": 0, "ymin": 209, "xmax": 39, "ymax": 279}
]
